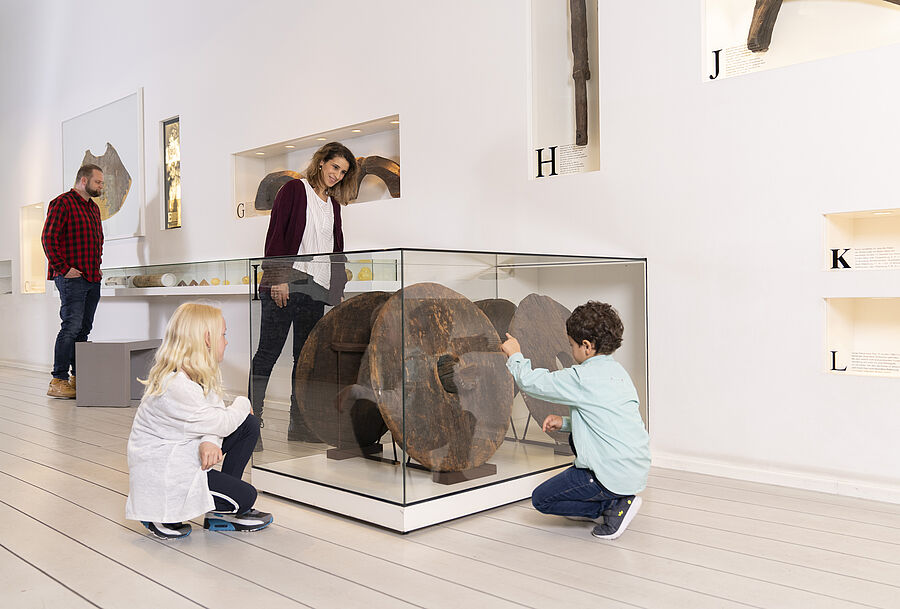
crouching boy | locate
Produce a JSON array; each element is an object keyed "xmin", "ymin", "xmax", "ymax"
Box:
[{"xmin": 500, "ymin": 301, "xmax": 650, "ymax": 539}]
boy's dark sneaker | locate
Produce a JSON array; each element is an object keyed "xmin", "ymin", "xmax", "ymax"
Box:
[
  {"xmin": 203, "ymin": 508, "xmax": 273, "ymax": 532},
  {"xmin": 591, "ymin": 495, "xmax": 642, "ymax": 540},
  {"xmin": 141, "ymin": 521, "xmax": 191, "ymax": 539}
]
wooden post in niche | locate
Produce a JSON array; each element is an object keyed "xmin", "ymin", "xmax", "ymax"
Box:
[{"xmin": 569, "ymin": 0, "xmax": 590, "ymax": 146}]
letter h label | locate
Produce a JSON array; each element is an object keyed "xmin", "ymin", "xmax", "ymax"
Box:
[{"xmin": 535, "ymin": 146, "xmax": 558, "ymax": 178}]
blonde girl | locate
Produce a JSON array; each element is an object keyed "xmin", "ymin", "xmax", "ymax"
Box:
[{"xmin": 125, "ymin": 302, "xmax": 272, "ymax": 539}]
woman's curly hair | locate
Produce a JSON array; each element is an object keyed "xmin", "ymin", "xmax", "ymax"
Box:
[{"xmin": 566, "ymin": 301, "xmax": 623, "ymax": 355}]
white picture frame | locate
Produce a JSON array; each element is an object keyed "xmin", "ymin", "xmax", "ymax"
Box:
[{"xmin": 62, "ymin": 89, "xmax": 145, "ymax": 240}]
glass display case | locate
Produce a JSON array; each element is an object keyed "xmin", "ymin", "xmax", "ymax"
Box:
[
  {"xmin": 101, "ymin": 259, "xmax": 251, "ymax": 296},
  {"xmin": 249, "ymin": 248, "xmax": 648, "ymax": 531}
]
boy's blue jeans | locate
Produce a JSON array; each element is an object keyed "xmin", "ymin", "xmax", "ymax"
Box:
[{"xmin": 532, "ymin": 466, "xmax": 625, "ymax": 519}]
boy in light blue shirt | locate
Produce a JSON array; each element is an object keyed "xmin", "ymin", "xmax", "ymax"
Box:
[{"xmin": 501, "ymin": 301, "xmax": 650, "ymax": 539}]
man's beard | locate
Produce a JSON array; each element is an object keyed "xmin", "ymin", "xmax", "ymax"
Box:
[{"xmin": 86, "ymin": 186, "xmax": 102, "ymax": 198}]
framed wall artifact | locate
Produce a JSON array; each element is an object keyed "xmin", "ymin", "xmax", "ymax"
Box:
[
  {"xmin": 61, "ymin": 89, "xmax": 145, "ymax": 239},
  {"xmin": 162, "ymin": 116, "xmax": 181, "ymax": 229},
  {"xmin": 704, "ymin": 0, "xmax": 900, "ymax": 80},
  {"xmin": 233, "ymin": 115, "xmax": 401, "ymax": 219},
  {"xmin": 528, "ymin": 0, "xmax": 600, "ymax": 179}
]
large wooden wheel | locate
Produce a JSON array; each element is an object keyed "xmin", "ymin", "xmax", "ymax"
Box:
[
  {"xmin": 508, "ymin": 294, "xmax": 574, "ymax": 443},
  {"xmin": 294, "ymin": 292, "xmax": 391, "ymax": 448},
  {"xmin": 366, "ymin": 283, "xmax": 513, "ymax": 471}
]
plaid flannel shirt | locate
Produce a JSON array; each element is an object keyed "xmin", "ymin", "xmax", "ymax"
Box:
[{"xmin": 41, "ymin": 189, "xmax": 104, "ymax": 282}]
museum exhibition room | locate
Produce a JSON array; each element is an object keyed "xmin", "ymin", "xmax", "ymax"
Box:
[{"xmin": 1, "ymin": 1, "xmax": 898, "ymax": 607}]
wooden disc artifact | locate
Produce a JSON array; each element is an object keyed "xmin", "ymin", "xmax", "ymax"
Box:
[
  {"xmin": 294, "ymin": 292, "xmax": 392, "ymax": 448},
  {"xmin": 476, "ymin": 298, "xmax": 519, "ymax": 396},
  {"xmin": 347, "ymin": 155, "xmax": 401, "ymax": 202},
  {"xmin": 366, "ymin": 283, "xmax": 513, "ymax": 471},
  {"xmin": 475, "ymin": 298, "xmax": 517, "ymax": 341},
  {"xmin": 508, "ymin": 294, "xmax": 574, "ymax": 443},
  {"xmin": 254, "ymin": 170, "xmax": 302, "ymax": 212}
]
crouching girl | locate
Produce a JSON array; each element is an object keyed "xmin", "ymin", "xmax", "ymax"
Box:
[{"xmin": 125, "ymin": 302, "xmax": 272, "ymax": 539}]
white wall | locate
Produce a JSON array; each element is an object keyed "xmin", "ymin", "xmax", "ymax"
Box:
[{"xmin": 1, "ymin": 0, "xmax": 897, "ymax": 502}]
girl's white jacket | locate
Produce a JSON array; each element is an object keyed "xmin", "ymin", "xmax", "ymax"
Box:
[{"xmin": 125, "ymin": 371, "xmax": 252, "ymax": 523}]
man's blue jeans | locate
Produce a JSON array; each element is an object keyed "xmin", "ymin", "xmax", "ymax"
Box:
[
  {"xmin": 532, "ymin": 466, "xmax": 625, "ymax": 519},
  {"xmin": 52, "ymin": 276, "xmax": 101, "ymax": 379}
]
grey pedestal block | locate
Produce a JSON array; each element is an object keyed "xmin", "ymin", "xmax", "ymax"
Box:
[{"xmin": 75, "ymin": 339, "xmax": 162, "ymax": 407}]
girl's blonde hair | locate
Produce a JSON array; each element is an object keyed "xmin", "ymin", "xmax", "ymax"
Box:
[{"xmin": 141, "ymin": 302, "xmax": 225, "ymax": 398}]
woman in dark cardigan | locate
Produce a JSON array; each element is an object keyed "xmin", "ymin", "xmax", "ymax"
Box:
[{"xmin": 250, "ymin": 142, "xmax": 358, "ymax": 450}]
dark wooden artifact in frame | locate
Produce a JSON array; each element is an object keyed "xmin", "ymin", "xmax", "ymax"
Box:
[
  {"xmin": 82, "ymin": 142, "xmax": 131, "ymax": 220},
  {"xmin": 508, "ymin": 293, "xmax": 574, "ymax": 444},
  {"xmin": 748, "ymin": 0, "xmax": 900, "ymax": 52},
  {"xmin": 366, "ymin": 283, "xmax": 513, "ymax": 472},
  {"xmin": 163, "ymin": 117, "xmax": 181, "ymax": 229},
  {"xmin": 254, "ymin": 170, "xmax": 302, "ymax": 212},
  {"xmin": 294, "ymin": 292, "xmax": 391, "ymax": 449},
  {"xmin": 570, "ymin": 0, "xmax": 590, "ymax": 146},
  {"xmin": 347, "ymin": 156, "xmax": 400, "ymax": 202}
]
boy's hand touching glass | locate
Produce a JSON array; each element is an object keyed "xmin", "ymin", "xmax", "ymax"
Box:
[
  {"xmin": 500, "ymin": 333, "xmax": 521, "ymax": 358},
  {"xmin": 199, "ymin": 441, "xmax": 223, "ymax": 470},
  {"xmin": 542, "ymin": 415, "xmax": 563, "ymax": 433}
]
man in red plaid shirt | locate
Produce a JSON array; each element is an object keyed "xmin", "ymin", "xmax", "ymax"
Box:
[{"xmin": 41, "ymin": 164, "xmax": 105, "ymax": 398}]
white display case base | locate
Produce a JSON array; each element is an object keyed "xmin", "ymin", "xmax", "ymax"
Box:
[{"xmin": 252, "ymin": 461, "xmax": 567, "ymax": 533}]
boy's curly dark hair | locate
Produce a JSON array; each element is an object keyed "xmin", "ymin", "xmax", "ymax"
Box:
[{"xmin": 566, "ymin": 301, "xmax": 623, "ymax": 355}]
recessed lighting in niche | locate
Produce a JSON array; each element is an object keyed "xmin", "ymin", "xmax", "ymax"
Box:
[{"xmin": 233, "ymin": 114, "xmax": 400, "ymax": 219}]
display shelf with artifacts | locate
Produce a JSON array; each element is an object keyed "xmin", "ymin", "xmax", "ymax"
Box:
[
  {"xmin": 825, "ymin": 208, "xmax": 900, "ymax": 272},
  {"xmin": 704, "ymin": 0, "xmax": 900, "ymax": 81},
  {"xmin": 20, "ymin": 203, "xmax": 46, "ymax": 294},
  {"xmin": 528, "ymin": 0, "xmax": 600, "ymax": 179},
  {"xmin": 823, "ymin": 209, "xmax": 900, "ymax": 378},
  {"xmin": 101, "ymin": 258, "xmax": 250, "ymax": 296},
  {"xmin": 344, "ymin": 251, "xmax": 401, "ymax": 293},
  {"xmin": 233, "ymin": 115, "xmax": 401, "ymax": 219},
  {"xmin": 250, "ymin": 248, "xmax": 648, "ymax": 531},
  {"xmin": 826, "ymin": 298, "xmax": 900, "ymax": 378},
  {"xmin": 0, "ymin": 260, "xmax": 12, "ymax": 295}
]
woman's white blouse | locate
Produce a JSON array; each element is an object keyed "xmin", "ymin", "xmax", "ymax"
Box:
[{"xmin": 125, "ymin": 371, "xmax": 251, "ymax": 523}]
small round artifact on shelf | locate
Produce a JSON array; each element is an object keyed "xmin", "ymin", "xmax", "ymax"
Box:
[
  {"xmin": 357, "ymin": 267, "xmax": 373, "ymax": 281},
  {"xmin": 241, "ymin": 275, "xmax": 250, "ymax": 284},
  {"xmin": 211, "ymin": 277, "xmax": 221, "ymax": 286},
  {"xmin": 345, "ymin": 268, "xmax": 353, "ymax": 281}
]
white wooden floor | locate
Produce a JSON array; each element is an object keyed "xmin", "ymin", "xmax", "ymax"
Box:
[{"xmin": 1, "ymin": 364, "xmax": 898, "ymax": 609}]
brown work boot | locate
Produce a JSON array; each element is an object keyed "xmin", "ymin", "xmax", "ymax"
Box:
[
  {"xmin": 69, "ymin": 374, "xmax": 76, "ymax": 390},
  {"xmin": 48, "ymin": 378, "xmax": 75, "ymax": 399}
]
